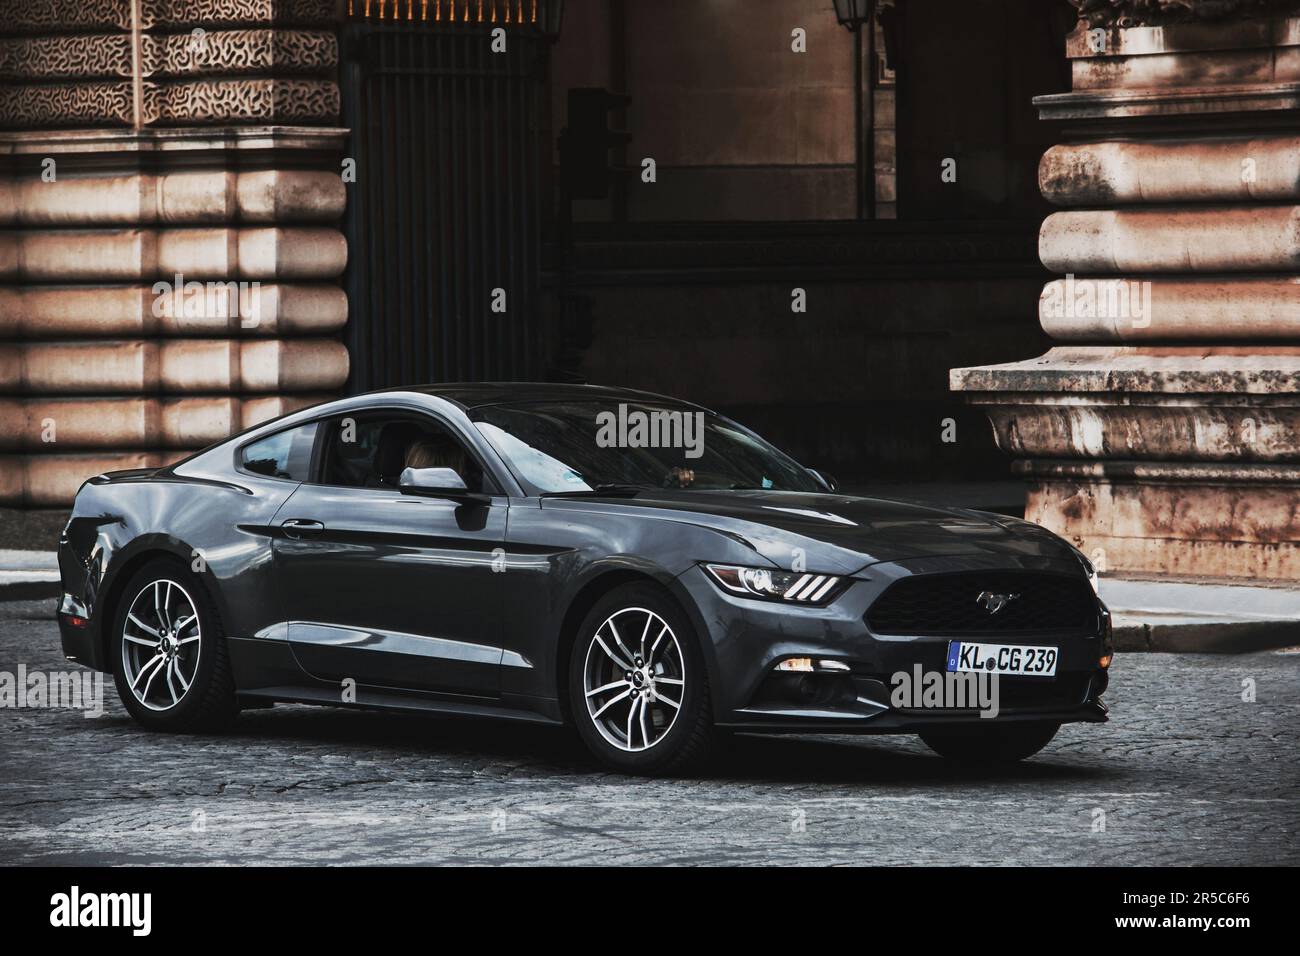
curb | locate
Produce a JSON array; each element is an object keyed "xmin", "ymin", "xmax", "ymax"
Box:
[
  {"xmin": 0, "ymin": 579, "xmax": 60, "ymax": 602},
  {"xmin": 0, "ymin": 550, "xmax": 59, "ymax": 603},
  {"xmin": 1103, "ymin": 575, "xmax": 1300, "ymax": 653},
  {"xmin": 1114, "ymin": 619, "xmax": 1299, "ymax": 654}
]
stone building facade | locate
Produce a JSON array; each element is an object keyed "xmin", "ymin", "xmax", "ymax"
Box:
[
  {"xmin": 0, "ymin": 0, "xmax": 348, "ymax": 505},
  {"xmin": 953, "ymin": 2, "xmax": 1300, "ymax": 582},
  {"xmin": 1, "ymin": 0, "xmax": 1295, "ymax": 590}
]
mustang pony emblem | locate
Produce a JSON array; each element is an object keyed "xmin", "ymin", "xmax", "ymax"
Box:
[{"xmin": 976, "ymin": 590, "xmax": 1020, "ymax": 614}]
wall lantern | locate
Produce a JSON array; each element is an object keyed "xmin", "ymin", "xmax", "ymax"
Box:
[{"xmin": 831, "ymin": 0, "xmax": 875, "ymax": 31}]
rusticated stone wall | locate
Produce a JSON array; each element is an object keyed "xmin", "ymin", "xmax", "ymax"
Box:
[
  {"xmin": 953, "ymin": 16, "xmax": 1300, "ymax": 582},
  {"xmin": 0, "ymin": 0, "xmax": 347, "ymax": 505}
]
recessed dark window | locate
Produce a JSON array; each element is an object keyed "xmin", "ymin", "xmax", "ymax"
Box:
[{"xmin": 240, "ymin": 423, "xmax": 317, "ymax": 482}]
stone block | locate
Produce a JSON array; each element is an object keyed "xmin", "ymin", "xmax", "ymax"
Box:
[
  {"xmin": 1040, "ymin": 136, "xmax": 1300, "ymax": 206},
  {"xmin": 0, "ymin": 394, "xmax": 328, "ymax": 449},
  {"xmin": 1039, "ymin": 207, "xmax": 1300, "ymax": 274},
  {"xmin": 0, "ymin": 339, "xmax": 348, "ymax": 392}
]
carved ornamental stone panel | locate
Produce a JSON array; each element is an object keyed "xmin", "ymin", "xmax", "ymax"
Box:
[
  {"xmin": 0, "ymin": 30, "xmax": 337, "ymax": 83},
  {"xmin": 0, "ymin": 83, "xmax": 137, "ymax": 128},
  {"xmin": 0, "ymin": 0, "xmax": 341, "ymax": 128},
  {"xmin": 0, "ymin": 0, "xmax": 132, "ymax": 34},
  {"xmin": 139, "ymin": 0, "xmax": 339, "ymax": 29},
  {"xmin": 144, "ymin": 29, "xmax": 338, "ymax": 77},
  {"xmin": 0, "ymin": 35, "xmax": 135, "ymax": 81}
]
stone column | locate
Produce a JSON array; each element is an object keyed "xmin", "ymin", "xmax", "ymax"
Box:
[
  {"xmin": 0, "ymin": 0, "xmax": 348, "ymax": 506},
  {"xmin": 952, "ymin": 7, "xmax": 1300, "ymax": 582}
]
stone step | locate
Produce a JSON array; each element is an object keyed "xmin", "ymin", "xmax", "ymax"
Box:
[
  {"xmin": 952, "ymin": 345, "xmax": 1300, "ymax": 395},
  {"xmin": 0, "ymin": 548, "xmax": 58, "ymax": 601}
]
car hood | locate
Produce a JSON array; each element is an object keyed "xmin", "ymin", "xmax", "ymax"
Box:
[{"xmin": 545, "ymin": 489, "xmax": 1078, "ymax": 574}]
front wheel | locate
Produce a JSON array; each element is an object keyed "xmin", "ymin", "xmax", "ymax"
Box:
[
  {"xmin": 110, "ymin": 559, "xmax": 238, "ymax": 732},
  {"xmin": 568, "ymin": 583, "xmax": 715, "ymax": 775},
  {"xmin": 919, "ymin": 721, "xmax": 1060, "ymax": 764}
]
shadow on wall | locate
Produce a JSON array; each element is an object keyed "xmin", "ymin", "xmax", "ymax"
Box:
[{"xmin": 563, "ymin": 222, "xmax": 1051, "ymax": 482}]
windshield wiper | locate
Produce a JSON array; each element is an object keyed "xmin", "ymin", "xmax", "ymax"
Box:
[{"xmin": 540, "ymin": 483, "xmax": 648, "ymax": 498}]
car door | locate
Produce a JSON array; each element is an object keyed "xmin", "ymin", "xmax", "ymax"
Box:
[{"xmin": 273, "ymin": 409, "xmax": 509, "ymax": 698}]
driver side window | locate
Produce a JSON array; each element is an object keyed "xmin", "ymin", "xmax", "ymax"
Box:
[{"xmin": 317, "ymin": 414, "xmax": 491, "ymax": 494}]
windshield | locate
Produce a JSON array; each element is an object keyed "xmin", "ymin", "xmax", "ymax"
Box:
[{"xmin": 472, "ymin": 401, "xmax": 822, "ymax": 495}]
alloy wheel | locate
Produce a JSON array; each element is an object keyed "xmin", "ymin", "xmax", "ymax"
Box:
[
  {"xmin": 120, "ymin": 579, "xmax": 202, "ymax": 712},
  {"xmin": 582, "ymin": 606, "xmax": 686, "ymax": 752}
]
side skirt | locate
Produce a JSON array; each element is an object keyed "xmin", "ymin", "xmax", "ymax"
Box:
[{"xmin": 236, "ymin": 685, "xmax": 564, "ymax": 725}]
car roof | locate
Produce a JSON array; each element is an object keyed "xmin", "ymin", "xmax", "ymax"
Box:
[{"xmin": 375, "ymin": 382, "xmax": 713, "ymax": 413}]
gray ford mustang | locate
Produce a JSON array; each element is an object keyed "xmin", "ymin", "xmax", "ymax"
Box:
[{"xmin": 57, "ymin": 384, "xmax": 1112, "ymax": 774}]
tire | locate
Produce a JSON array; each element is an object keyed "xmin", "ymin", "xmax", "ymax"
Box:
[
  {"xmin": 919, "ymin": 721, "xmax": 1060, "ymax": 764},
  {"xmin": 568, "ymin": 583, "xmax": 715, "ymax": 775},
  {"xmin": 110, "ymin": 558, "xmax": 239, "ymax": 733}
]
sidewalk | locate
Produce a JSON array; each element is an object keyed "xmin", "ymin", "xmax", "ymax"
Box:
[
  {"xmin": 1102, "ymin": 576, "xmax": 1300, "ymax": 653},
  {"xmin": 2, "ymin": 499, "xmax": 1296, "ymax": 652},
  {"xmin": 0, "ymin": 508, "xmax": 65, "ymax": 602},
  {"xmin": 0, "ymin": 549, "xmax": 59, "ymax": 602}
]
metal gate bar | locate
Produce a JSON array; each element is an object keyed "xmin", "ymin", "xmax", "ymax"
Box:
[{"xmin": 341, "ymin": 21, "xmax": 547, "ymax": 391}]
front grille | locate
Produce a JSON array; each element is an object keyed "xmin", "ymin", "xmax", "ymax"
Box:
[{"xmin": 867, "ymin": 571, "xmax": 1096, "ymax": 636}]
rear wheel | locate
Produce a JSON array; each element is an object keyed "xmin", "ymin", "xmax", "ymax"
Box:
[
  {"xmin": 110, "ymin": 559, "xmax": 238, "ymax": 732},
  {"xmin": 568, "ymin": 583, "xmax": 715, "ymax": 775},
  {"xmin": 919, "ymin": 721, "xmax": 1060, "ymax": 764}
]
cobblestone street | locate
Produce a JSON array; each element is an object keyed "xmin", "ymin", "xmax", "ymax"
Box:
[{"xmin": 1, "ymin": 600, "xmax": 1296, "ymax": 866}]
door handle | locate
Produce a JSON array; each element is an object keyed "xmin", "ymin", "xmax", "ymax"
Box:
[{"xmin": 280, "ymin": 518, "xmax": 325, "ymax": 539}]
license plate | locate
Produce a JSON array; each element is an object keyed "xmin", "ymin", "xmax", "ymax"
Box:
[{"xmin": 946, "ymin": 640, "xmax": 1058, "ymax": 677}]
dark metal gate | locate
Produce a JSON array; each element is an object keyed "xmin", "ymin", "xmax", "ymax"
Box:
[{"xmin": 340, "ymin": 12, "xmax": 550, "ymax": 391}]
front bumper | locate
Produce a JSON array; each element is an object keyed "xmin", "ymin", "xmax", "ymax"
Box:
[{"xmin": 676, "ymin": 555, "xmax": 1111, "ymax": 733}]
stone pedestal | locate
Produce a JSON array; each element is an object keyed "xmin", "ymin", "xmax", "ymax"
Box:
[
  {"xmin": 952, "ymin": 16, "xmax": 1300, "ymax": 582},
  {"xmin": 0, "ymin": 0, "xmax": 348, "ymax": 505}
]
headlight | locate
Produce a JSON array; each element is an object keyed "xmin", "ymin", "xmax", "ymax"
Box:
[{"xmin": 703, "ymin": 563, "xmax": 845, "ymax": 604}]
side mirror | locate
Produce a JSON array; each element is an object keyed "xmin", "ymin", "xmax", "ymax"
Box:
[
  {"xmin": 807, "ymin": 469, "xmax": 838, "ymax": 492},
  {"xmin": 399, "ymin": 466, "xmax": 471, "ymax": 498}
]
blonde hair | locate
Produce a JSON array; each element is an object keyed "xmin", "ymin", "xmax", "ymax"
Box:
[{"xmin": 405, "ymin": 438, "xmax": 464, "ymax": 472}]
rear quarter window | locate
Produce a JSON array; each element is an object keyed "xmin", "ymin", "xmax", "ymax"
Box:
[{"xmin": 239, "ymin": 423, "xmax": 318, "ymax": 481}]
